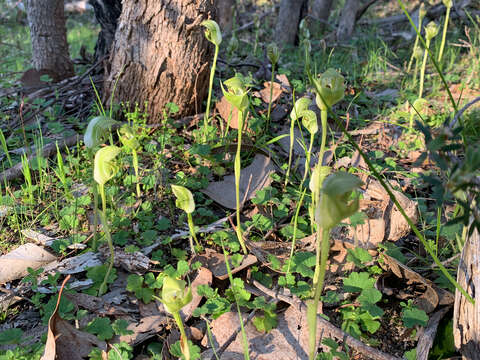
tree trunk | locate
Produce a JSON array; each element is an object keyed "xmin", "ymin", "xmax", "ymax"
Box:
[
  {"xmin": 274, "ymin": 0, "xmax": 307, "ymax": 46},
  {"xmin": 104, "ymin": 0, "xmax": 216, "ymax": 123},
  {"xmin": 309, "ymin": 0, "xmax": 333, "ymax": 33},
  {"xmin": 25, "ymin": 0, "xmax": 74, "ymax": 81},
  {"xmin": 336, "ymin": 0, "xmax": 360, "ymax": 42},
  {"xmin": 89, "ymin": 0, "xmax": 122, "ymax": 61},
  {"xmin": 453, "ymin": 226, "xmax": 480, "ymax": 358},
  {"xmin": 216, "ymin": 0, "xmax": 235, "ymax": 34}
]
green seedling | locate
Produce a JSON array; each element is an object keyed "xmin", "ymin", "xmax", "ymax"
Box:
[
  {"xmin": 312, "ymin": 68, "xmax": 345, "ymax": 170},
  {"xmin": 0, "ymin": 129, "xmax": 12, "ymax": 168},
  {"xmin": 171, "ymin": 184, "xmax": 201, "ymax": 253},
  {"xmin": 407, "ymin": 3, "xmax": 426, "ymax": 72},
  {"xmin": 419, "ymin": 21, "xmax": 439, "ymax": 98},
  {"xmin": 159, "ymin": 275, "xmax": 193, "ymax": 360},
  {"xmin": 266, "ymin": 42, "xmax": 280, "ymax": 128},
  {"xmin": 94, "ymin": 145, "xmax": 121, "ymax": 295},
  {"xmin": 201, "ymin": 20, "xmax": 222, "ymax": 142},
  {"xmin": 438, "ymin": 0, "xmax": 453, "ymax": 63},
  {"xmin": 308, "ymin": 172, "xmax": 363, "ymax": 360},
  {"xmin": 21, "ymin": 153, "xmax": 33, "ymax": 204},
  {"xmin": 221, "ymin": 75, "xmax": 249, "ymax": 255},
  {"xmin": 119, "ymin": 125, "xmax": 141, "ymax": 198},
  {"xmin": 53, "ymin": 142, "xmax": 71, "ymax": 199}
]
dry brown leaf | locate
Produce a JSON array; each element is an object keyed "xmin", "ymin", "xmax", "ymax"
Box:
[
  {"xmin": 215, "ymin": 96, "xmax": 252, "ymax": 130},
  {"xmin": 116, "ymin": 315, "xmax": 167, "ymax": 346},
  {"xmin": 201, "ymin": 305, "xmax": 323, "ymax": 360},
  {"xmin": 0, "ymin": 243, "xmax": 57, "ymax": 284},
  {"xmin": 258, "ymin": 81, "xmax": 283, "ymax": 104},
  {"xmin": 193, "ymin": 249, "xmax": 257, "ymax": 281},
  {"xmin": 201, "ymin": 154, "xmax": 276, "ymax": 210},
  {"xmin": 276, "ymin": 73, "xmax": 290, "ymax": 88},
  {"xmin": 380, "ymin": 254, "xmax": 454, "ymax": 313},
  {"xmin": 182, "ymin": 267, "xmax": 212, "ymax": 321},
  {"xmin": 41, "ymin": 275, "xmax": 107, "ymax": 360}
]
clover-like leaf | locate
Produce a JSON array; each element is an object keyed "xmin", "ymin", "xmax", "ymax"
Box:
[
  {"xmin": 161, "ymin": 275, "xmax": 193, "ymax": 314},
  {"xmin": 94, "ymin": 145, "xmax": 121, "ymax": 186},
  {"xmin": 313, "ymin": 68, "xmax": 345, "ymax": 111},
  {"xmin": 202, "ymin": 19, "xmax": 222, "ymax": 46},
  {"xmin": 171, "ymin": 184, "xmax": 195, "ymax": 214},
  {"xmin": 84, "ymin": 116, "xmax": 119, "ymax": 149}
]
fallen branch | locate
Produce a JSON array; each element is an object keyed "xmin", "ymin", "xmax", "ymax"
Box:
[{"xmin": 0, "ymin": 133, "xmax": 80, "ymax": 183}]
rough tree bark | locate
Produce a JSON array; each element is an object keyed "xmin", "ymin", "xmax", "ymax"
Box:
[
  {"xmin": 274, "ymin": 0, "xmax": 307, "ymax": 46},
  {"xmin": 453, "ymin": 226, "xmax": 480, "ymax": 358},
  {"xmin": 336, "ymin": 0, "xmax": 360, "ymax": 42},
  {"xmin": 25, "ymin": 0, "xmax": 74, "ymax": 81},
  {"xmin": 309, "ymin": 0, "xmax": 333, "ymax": 33},
  {"xmin": 89, "ymin": 0, "xmax": 122, "ymax": 60},
  {"xmin": 104, "ymin": 0, "xmax": 216, "ymax": 122}
]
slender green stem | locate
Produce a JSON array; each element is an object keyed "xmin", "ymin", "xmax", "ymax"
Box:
[
  {"xmin": 187, "ymin": 212, "xmax": 201, "ymax": 251},
  {"xmin": 286, "ymin": 187, "xmax": 307, "ymax": 276},
  {"xmin": 92, "ymin": 184, "xmax": 99, "ymax": 251},
  {"xmin": 221, "ymin": 242, "xmax": 250, "ymax": 360},
  {"xmin": 302, "ymin": 132, "xmax": 315, "ymax": 186},
  {"xmin": 266, "ymin": 63, "xmax": 275, "ymax": 129},
  {"xmin": 419, "ymin": 38, "xmax": 431, "ymax": 98},
  {"xmin": 413, "ymin": 56, "xmax": 419, "ymax": 87},
  {"xmin": 318, "ymin": 110, "xmax": 328, "ymax": 167},
  {"xmin": 132, "ymin": 149, "xmax": 141, "ymax": 198},
  {"xmin": 99, "ymin": 183, "xmax": 106, "ymax": 214},
  {"xmin": 204, "ymin": 45, "xmax": 219, "ymax": 142},
  {"xmin": 284, "ymin": 92, "xmax": 297, "ymax": 189},
  {"xmin": 407, "ymin": 15, "xmax": 423, "ymax": 72},
  {"xmin": 172, "ymin": 311, "xmax": 190, "ymax": 360},
  {"xmin": 438, "ymin": 5, "xmax": 451, "ymax": 63},
  {"xmin": 98, "ymin": 210, "xmax": 114, "ymax": 296},
  {"xmin": 397, "ymin": 1, "xmax": 459, "ymax": 115},
  {"xmin": 235, "ymin": 110, "xmax": 247, "ymax": 255},
  {"xmin": 308, "ymin": 227, "xmax": 330, "ymax": 360}
]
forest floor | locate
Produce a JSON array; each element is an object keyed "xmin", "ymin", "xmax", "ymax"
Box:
[{"xmin": 0, "ymin": 1, "xmax": 479, "ymax": 359}]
